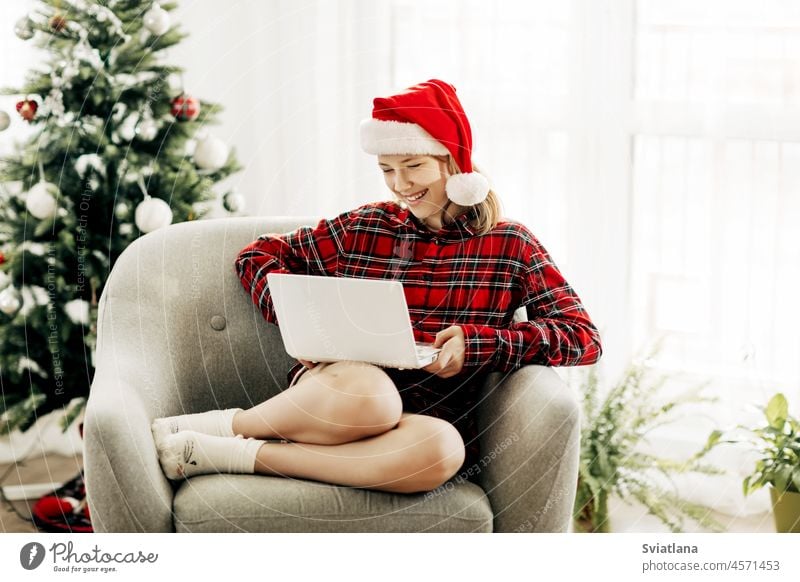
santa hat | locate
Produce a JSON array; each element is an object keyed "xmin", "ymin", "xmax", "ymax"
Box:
[{"xmin": 360, "ymin": 79, "xmax": 490, "ymax": 205}]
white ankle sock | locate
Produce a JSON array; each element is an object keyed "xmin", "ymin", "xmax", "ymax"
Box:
[
  {"xmin": 151, "ymin": 408, "xmax": 241, "ymax": 447},
  {"xmin": 155, "ymin": 431, "xmax": 265, "ymax": 480}
]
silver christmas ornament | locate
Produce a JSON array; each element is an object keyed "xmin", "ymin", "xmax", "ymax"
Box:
[
  {"xmin": 26, "ymin": 181, "xmax": 59, "ymax": 220},
  {"xmin": 0, "ymin": 110, "xmax": 10, "ymax": 132},
  {"xmin": 135, "ymin": 197, "xmax": 173, "ymax": 233},
  {"xmin": 222, "ymin": 190, "xmax": 246, "ymax": 213},
  {"xmin": 143, "ymin": 4, "xmax": 171, "ymax": 36},
  {"xmin": 14, "ymin": 16, "xmax": 35, "ymax": 41},
  {"xmin": 0, "ymin": 286, "xmax": 22, "ymax": 316}
]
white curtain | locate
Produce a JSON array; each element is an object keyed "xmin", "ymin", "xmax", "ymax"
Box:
[{"xmin": 170, "ymin": 0, "xmax": 395, "ymax": 219}]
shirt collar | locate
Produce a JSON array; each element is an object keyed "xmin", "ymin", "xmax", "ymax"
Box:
[{"xmin": 394, "ymin": 202, "xmax": 478, "ymax": 238}]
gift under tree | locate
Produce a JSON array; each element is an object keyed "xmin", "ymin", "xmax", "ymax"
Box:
[{"xmin": 0, "ymin": 0, "xmax": 245, "ymax": 436}]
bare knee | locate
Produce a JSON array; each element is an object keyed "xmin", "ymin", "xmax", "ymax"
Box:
[
  {"xmin": 386, "ymin": 414, "xmax": 466, "ymax": 494},
  {"xmin": 321, "ymin": 361, "xmax": 403, "ymax": 439}
]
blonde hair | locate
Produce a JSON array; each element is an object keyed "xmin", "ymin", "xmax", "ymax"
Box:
[{"xmin": 441, "ymin": 155, "xmax": 502, "ymax": 235}]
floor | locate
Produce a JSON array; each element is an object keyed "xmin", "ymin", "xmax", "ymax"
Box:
[
  {"xmin": 0, "ymin": 452, "xmax": 84, "ymax": 533},
  {"xmin": 0, "ymin": 453, "xmax": 777, "ymax": 533}
]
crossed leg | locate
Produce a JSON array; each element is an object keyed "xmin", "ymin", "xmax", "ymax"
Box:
[
  {"xmin": 251, "ymin": 411, "xmax": 465, "ymax": 493},
  {"xmin": 154, "ymin": 361, "xmax": 466, "ymax": 493},
  {"xmin": 234, "ymin": 361, "xmax": 466, "ymax": 493}
]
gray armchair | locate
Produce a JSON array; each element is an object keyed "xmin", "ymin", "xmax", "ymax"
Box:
[{"xmin": 83, "ymin": 216, "xmax": 580, "ymax": 532}]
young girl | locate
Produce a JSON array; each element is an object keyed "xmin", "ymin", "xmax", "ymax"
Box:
[{"xmin": 152, "ymin": 79, "xmax": 602, "ymax": 494}]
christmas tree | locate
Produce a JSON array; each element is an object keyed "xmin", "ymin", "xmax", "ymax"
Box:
[{"xmin": 0, "ymin": 0, "xmax": 244, "ymax": 435}]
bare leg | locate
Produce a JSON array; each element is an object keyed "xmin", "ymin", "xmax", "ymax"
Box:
[
  {"xmin": 252, "ymin": 412, "xmax": 466, "ymax": 494},
  {"xmin": 232, "ymin": 361, "xmax": 403, "ymax": 445}
]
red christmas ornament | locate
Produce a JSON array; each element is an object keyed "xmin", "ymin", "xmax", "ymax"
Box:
[
  {"xmin": 16, "ymin": 99, "xmax": 38, "ymax": 122},
  {"xmin": 170, "ymin": 94, "xmax": 200, "ymax": 121}
]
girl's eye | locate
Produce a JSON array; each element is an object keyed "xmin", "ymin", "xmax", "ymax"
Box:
[
  {"xmin": 381, "ymin": 169, "xmax": 394, "ymax": 173},
  {"xmin": 407, "ymin": 164, "xmax": 421, "ymax": 168}
]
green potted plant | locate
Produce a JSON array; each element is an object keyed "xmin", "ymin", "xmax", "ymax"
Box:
[
  {"xmin": 573, "ymin": 354, "xmax": 723, "ymax": 533},
  {"xmin": 704, "ymin": 393, "xmax": 800, "ymax": 533}
]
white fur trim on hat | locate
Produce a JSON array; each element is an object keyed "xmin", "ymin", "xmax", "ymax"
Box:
[
  {"xmin": 360, "ymin": 118, "xmax": 450, "ymax": 156},
  {"xmin": 446, "ymin": 172, "xmax": 490, "ymax": 205}
]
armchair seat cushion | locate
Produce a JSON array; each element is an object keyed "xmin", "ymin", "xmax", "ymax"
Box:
[{"xmin": 173, "ymin": 474, "xmax": 493, "ymax": 532}]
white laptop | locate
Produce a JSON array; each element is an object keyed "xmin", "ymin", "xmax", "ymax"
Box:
[{"xmin": 266, "ymin": 273, "xmax": 440, "ymax": 369}]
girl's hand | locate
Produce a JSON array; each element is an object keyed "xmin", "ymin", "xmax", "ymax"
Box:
[
  {"xmin": 298, "ymin": 358, "xmax": 319, "ymax": 370},
  {"xmin": 422, "ymin": 326, "xmax": 465, "ymax": 378}
]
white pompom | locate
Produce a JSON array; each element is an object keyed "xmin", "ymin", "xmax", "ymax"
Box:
[
  {"xmin": 135, "ymin": 197, "xmax": 173, "ymax": 233},
  {"xmin": 143, "ymin": 4, "xmax": 171, "ymax": 36},
  {"xmin": 26, "ymin": 181, "xmax": 59, "ymax": 220},
  {"xmin": 194, "ymin": 135, "xmax": 229, "ymax": 171},
  {"xmin": 445, "ymin": 172, "xmax": 490, "ymax": 206}
]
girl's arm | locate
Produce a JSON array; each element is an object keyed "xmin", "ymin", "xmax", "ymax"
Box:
[
  {"xmin": 234, "ymin": 211, "xmax": 353, "ymax": 325},
  {"xmin": 459, "ymin": 235, "xmax": 603, "ymax": 372}
]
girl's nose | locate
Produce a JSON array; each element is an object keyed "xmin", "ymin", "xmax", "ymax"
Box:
[{"xmin": 392, "ymin": 170, "xmax": 411, "ymax": 192}]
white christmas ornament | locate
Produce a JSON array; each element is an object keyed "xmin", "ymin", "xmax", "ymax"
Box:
[
  {"xmin": 0, "ymin": 286, "xmax": 22, "ymax": 316},
  {"xmin": 26, "ymin": 181, "xmax": 59, "ymax": 220},
  {"xmin": 223, "ymin": 191, "xmax": 246, "ymax": 213},
  {"xmin": 135, "ymin": 197, "xmax": 173, "ymax": 233},
  {"xmin": 194, "ymin": 136, "xmax": 229, "ymax": 171},
  {"xmin": 14, "ymin": 16, "xmax": 34, "ymax": 40},
  {"xmin": 143, "ymin": 4, "xmax": 171, "ymax": 35},
  {"xmin": 64, "ymin": 299, "xmax": 90, "ymax": 325},
  {"xmin": 0, "ymin": 110, "xmax": 10, "ymax": 132}
]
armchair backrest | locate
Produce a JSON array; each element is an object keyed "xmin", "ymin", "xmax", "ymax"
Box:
[{"xmin": 94, "ymin": 216, "xmax": 319, "ymax": 416}]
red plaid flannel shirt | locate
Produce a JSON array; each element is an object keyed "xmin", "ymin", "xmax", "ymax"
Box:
[{"xmin": 235, "ymin": 201, "xmax": 602, "ymax": 376}]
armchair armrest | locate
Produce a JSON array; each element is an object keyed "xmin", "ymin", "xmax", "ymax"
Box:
[
  {"xmin": 476, "ymin": 365, "xmax": 580, "ymax": 532},
  {"xmin": 83, "ymin": 364, "xmax": 175, "ymax": 532}
]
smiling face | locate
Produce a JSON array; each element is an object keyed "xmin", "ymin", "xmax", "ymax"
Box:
[{"xmin": 378, "ymin": 154, "xmax": 452, "ymax": 225}]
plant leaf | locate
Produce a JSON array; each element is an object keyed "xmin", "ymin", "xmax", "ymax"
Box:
[{"xmin": 766, "ymin": 393, "xmax": 788, "ymax": 430}]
